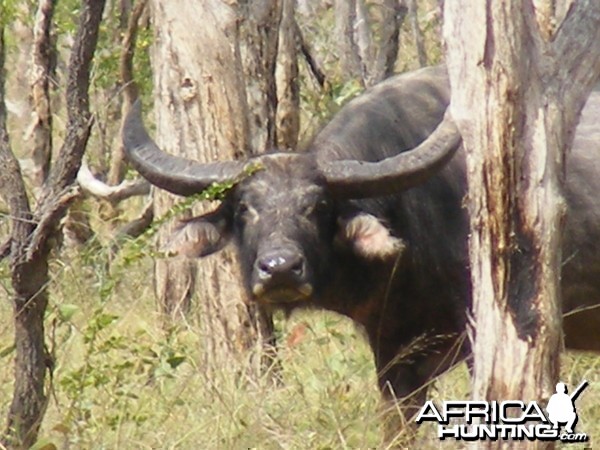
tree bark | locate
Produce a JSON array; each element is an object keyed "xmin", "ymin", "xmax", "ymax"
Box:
[
  {"xmin": 444, "ymin": 1, "xmax": 600, "ymax": 448},
  {"xmin": 149, "ymin": 0, "xmax": 278, "ymax": 374}
]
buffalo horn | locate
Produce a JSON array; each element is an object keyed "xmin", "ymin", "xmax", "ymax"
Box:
[
  {"xmin": 122, "ymin": 100, "xmax": 245, "ymax": 196},
  {"xmin": 320, "ymin": 111, "xmax": 461, "ymax": 198}
]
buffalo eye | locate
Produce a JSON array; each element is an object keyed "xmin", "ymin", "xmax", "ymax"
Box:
[{"xmin": 236, "ymin": 202, "xmax": 259, "ymax": 224}]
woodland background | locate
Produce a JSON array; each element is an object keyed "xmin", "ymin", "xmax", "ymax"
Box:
[{"xmin": 0, "ymin": 0, "xmax": 598, "ymax": 449}]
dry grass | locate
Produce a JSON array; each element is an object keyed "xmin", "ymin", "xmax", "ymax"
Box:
[{"xmin": 0, "ymin": 248, "xmax": 599, "ymax": 449}]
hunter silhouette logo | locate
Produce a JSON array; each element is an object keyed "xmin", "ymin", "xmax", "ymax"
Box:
[
  {"xmin": 546, "ymin": 380, "xmax": 588, "ymax": 434},
  {"xmin": 416, "ymin": 379, "xmax": 590, "ymax": 443}
]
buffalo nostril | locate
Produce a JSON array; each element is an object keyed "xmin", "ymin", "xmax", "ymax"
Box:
[
  {"xmin": 256, "ymin": 252, "xmax": 305, "ymax": 280},
  {"xmin": 257, "ymin": 255, "xmax": 286, "ymax": 279},
  {"xmin": 290, "ymin": 258, "xmax": 304, "ymax": 276}
]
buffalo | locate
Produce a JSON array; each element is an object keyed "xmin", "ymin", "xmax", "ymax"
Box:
[{"xmin": 123, "ymin": 65, "xmax": 600, "ymax": 422}]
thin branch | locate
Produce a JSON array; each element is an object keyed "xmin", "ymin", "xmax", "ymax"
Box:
[{"xmin": 78, "ymin": 161, "xmax": 150, "ymax": 203}]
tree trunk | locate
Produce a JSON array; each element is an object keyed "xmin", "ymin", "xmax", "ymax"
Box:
[
  {"xmin": 334, "ymin": 0, "xmax": 405, "ymax": 87},
  {"xmin": 444, "ymin": 1, "xmax": 600, "ymax": 448},
  {"xmin": 406, "ymin": 0, "xmax": 426, "ymax": 67},
  {"xmin": 27, "ymin": 0, "xmax": 56, "ymax": 189},
  {"xmin": 275, "ymin": 0, "xmax": 300, "ymax": 150},
  {"xmin": 371, "ymin": 0, "xmax": 406, "ymax": 83},
  {"xmin": 0, "ymin": 1, "xmax": 105, "ymax": 447},
  {"xmin": 335, "ymin": 0, "xmax": 362, "ymax": 82},
  {"xmin": 149, "ymin": 0, "xmax": 279, "ymax": 374}
]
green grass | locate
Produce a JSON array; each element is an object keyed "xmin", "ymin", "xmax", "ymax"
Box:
[{"xmin": 1, "ymin": 248, "xmax": 598, "ymax": 449}]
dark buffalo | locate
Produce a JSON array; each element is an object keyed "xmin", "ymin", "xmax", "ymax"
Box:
[{"xmin": 123, "ymin": 66, "xmax": 600, "ymax": 419}]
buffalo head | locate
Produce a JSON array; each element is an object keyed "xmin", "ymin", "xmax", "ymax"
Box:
[{"xmin": 122, "ymin": 95, "xmax": 460, "ymax": 306}]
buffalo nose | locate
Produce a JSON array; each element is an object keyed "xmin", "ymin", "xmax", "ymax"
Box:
[{"xmin": 256, "ymin": 250, "xmax": 305, "ymax": 281}]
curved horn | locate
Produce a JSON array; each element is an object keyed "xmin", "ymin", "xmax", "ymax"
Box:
[
  {"xmin": 319, "ymin": 111, "xmax": 461, "ymax": 198},
  {"xmin": 122, "ymin": 100, "xmax": 245, "ymax": 196}
]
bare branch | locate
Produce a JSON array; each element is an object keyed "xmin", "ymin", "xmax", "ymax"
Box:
[
  {"xmin": 38, "ymin": 0, "xmax": 106, "ymax": 202},
  {"xmin": 78, "ymin": 161, "xmax": 150, "ymax": 203},
  {"xmin": 26, "ymin": 186, "xmax": 81, "ymax": 262}
]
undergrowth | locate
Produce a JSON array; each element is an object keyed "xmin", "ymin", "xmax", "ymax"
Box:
[{"xmin": 1, "ymin": 237, "xmax": 598, "ymax": 449}]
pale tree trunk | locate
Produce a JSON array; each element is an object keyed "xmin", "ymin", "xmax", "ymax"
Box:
[
  {"xmin": 150, "ymin": 0, "xmax": 280, "ymax": 374},
  {"xmin": 238, "ymin": 2, "xmax": 281, "ymax": 154},
  {"xmin": 444, "ymin": 1, "xmax": 600, "ymax": 449},
  {"xmin": 27, "ymin": 0, "xmax": 56, "ymax": 189}
]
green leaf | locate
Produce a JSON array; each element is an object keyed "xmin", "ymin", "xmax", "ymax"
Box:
[{"xmin": 166, "ymin": 355, "xmax": 186, "ymax": 369}]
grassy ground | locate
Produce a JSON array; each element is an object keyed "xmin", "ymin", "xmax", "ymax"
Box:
[{"xmin": 0, "ymin": 248, "xmax": 598, "ymax": 450}]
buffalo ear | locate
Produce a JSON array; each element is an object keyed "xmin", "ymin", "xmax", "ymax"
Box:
[
  {"xmin": 336, "ymin": 212, "xmax": 405, "ymax": 260},
  {"xmin": 162, "ymin": 204, "xmax": 232, "ymax": 258}
]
